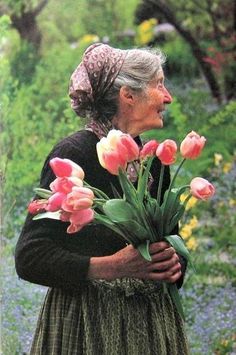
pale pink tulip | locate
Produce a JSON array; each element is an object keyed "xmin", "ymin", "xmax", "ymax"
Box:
[
  {"xmin": 50, "ymin": 176, "xmax": 83, "ymax": 194},
  {"xmin": 102, "ymin": 151, "xmax": 127, "ymax": 175},
  {"xmin": 67, "ymin": 208, "xmax": 94, "ymax": 233},
  {"xmin": 190, "ymin": 177, "xmax": 215, "ymax": 200},
  {"xmin": 97, "ymin": 129, "xmax": 139, "ymax": 175},
  {"xmin": 46, "ymin": 192, "xmax": 66, "ymax": 212},
  {"xmin": 28, "ymin": 199, "xmax": 48, "ymax": 214},
  {"xmin": 156, "ymin": 139, "xmax": 177, "ymax": 165},
  {"xmin": 62, "ymin": 187, "xmax": 94, "ymax": 212},
  {"xmin": 97, "ymin": 130, "xmax": 124, "ymax": 168},
  {"xmin": 140, "ymin": 140, "xmax": 159, "ymax": 160},
  {"xmin": 50, "ymin": 158, "xmax": 85, "ymax": 179},
  {"xmin": 180, "ymin": 131, "xmax": 206, "ymax": 159}
]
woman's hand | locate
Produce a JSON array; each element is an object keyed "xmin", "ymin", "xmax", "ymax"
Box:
[{"xmin": 87, "ymin": 241, "xmax": 182, "ymax": 283}]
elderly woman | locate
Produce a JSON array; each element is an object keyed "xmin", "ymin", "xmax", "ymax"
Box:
[{"xmin": 15, "ymin": 43, "xmax": 189, "ymax": 354}]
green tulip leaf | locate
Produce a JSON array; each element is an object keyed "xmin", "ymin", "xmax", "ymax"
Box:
[
  {"xmin": 33, "ymin": 211, "xmax": 61, "ymax": 220},
  {"xmin": 118, "ymin": 168, "xmax": 138, "ymax": 204},
  {"xmin": 34, "ymin": 188, "xmax": 53, "ymax": 198},
  {"xmin": 145, "ymin": 198, "xmax": 158, "ymax": 219},
  {"xmin": 120, "ymin": 220, "xmax": 150, "ymax": 241},
  {"xmin": 137, "ymin": 158, "xmax": 153, "ymax": 201},
  {"xmin": 168, "ymin": 283, "xmax": 185, "ymax": 320},
  {"xmin": 137, "ymin": 240, "xmax": 152, "ymax": 261},
  {"xmin": 164, "ymin": 234, "xmax": 196, "ymax": 271},
  {"xmin": 103, "ymin": 199, "xmax": 135, "ymax": 223},
  {"xmin": 165, "ymin": 205, "xmax": 185, "ymax": 234}
]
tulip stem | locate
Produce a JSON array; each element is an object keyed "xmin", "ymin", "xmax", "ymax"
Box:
[
  {"xmin": 163, "ymin": 158, "xmax": 186, "ymax": 210},
  {"xmin": 157, "ymin": 164, "xmax": 165, "ymax": 205},
  {"xmin": 182, "ymin": 192, "xmax": 191, "ymax": 208},
  {"xmin": 84, "ymin": 182, "xmax": 109, "ymax": 200}
]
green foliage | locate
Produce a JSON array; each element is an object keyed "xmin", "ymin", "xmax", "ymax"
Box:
[
  {"xmin": 2, "ymin": 37, "xmax": 86, "ymax": 237},
  {"xmin": 160, "ymin": 36, "xmax": 199, "ymax": 79},
  {"xmin": 78, "ymin": 0, "xmax": 138, "ymax": 43},
  {"xmin": 11, "ymin": 40, "xmax": 39, "ymax": 84},
  {"xmin": 0, "ymin": 0, "xmax": 40, "ymax": 16}
]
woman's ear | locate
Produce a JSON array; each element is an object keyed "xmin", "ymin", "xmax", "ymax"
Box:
[{"xmin": 119, "ymin": 86, "xmax": 136, "ymax": 106}]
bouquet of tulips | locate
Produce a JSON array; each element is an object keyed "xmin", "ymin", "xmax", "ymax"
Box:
[{"xmin": 28, "ymin": 130, "xmax": 215, "ymax": 319}]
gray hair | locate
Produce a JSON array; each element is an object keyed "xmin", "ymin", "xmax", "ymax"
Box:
[{"xmin": 95, "ymin": 48, "xmax": 166, "ymax": 123}]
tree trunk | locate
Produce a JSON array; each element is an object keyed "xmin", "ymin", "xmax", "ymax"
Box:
[
  {"xmin": 10, "ymin": 0, "xmax": 48, "ymax": 51},
  {"xmin": 144, "ymin": 0, "xmax": 222, "ymax": 103},
  {"xmin": 11, "ymin": 12, "xmax": 42, "ymax": 50}
]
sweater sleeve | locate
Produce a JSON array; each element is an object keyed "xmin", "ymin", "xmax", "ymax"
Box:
[{"xmin": 15, "ymin": 133, "xmax": 94, "ymax": 290}]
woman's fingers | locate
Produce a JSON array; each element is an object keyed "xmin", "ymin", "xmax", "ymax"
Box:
[
  {"xmin": 148, "ymin": 262, "xmax": 182, "ymax": 283},
  {"xmin": 151, "ymin": 246, "xmax": 177, "ymax": 262},
  {"xmin": 148, "ymin": 252, "xmax": 179, "ymax": 271},
  {"xmin": 111, "ymin": 243, "xmax": 182, "ymax": 283},
  {"xmin": 149, "ymin": 241, "xmax": 170, "ymax": 254}
]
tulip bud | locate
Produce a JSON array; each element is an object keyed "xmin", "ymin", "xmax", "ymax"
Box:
[
  {"xmin": 140, "ymin": 140, "xmax": 159, "ymax": 160},
  {"xmin": 67, "ymin": 208, "xmax": 94, "ymax": 233},
  {"xmin": 62, "ymin": 187, "xmax": 94, "ymax": 212},
  {"xmin": 50, "ymin": 158, "xmax": 85, "ymax": 179},
  {"xmin": 28, "ymin": 199, "xmax": 48, "ymax": 214},
  {"xmin": 190, "ymin": 177, "xmax": 215, "ymax": 200},
  {"xmin": 180, "ymin": 131, "xmax": 206, "ymax": 159},
  {"xmin": 156, "ymin": 139, "xmax": 177, "ymax": 165},
  {"xmin": 96, "ymin": 129, "xmax": 138, "ymax": 175},
  {"xmin": 50, "ymin": 176, "xmax": 83, "ymax": 194},
  {"xmin": 46, "ymin": 192, "xmax": 66, "ymax": 212}
]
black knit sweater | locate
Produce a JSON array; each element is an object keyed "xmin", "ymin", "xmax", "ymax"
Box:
[{"xmin": 15, "ymin": 130, "xmax": 186, "ymax": 291}]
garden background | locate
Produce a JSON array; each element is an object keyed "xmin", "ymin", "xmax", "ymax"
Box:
[{"xmin": 0, "ymin": 0, "xmax": 236, "ymax": 354}]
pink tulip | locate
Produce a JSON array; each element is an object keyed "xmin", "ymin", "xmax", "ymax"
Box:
[
  {"xmin": 46, "ymin": 192, "xmax": 66, "ymax": 212},
  {"xmin": 102, "ymin": 150, "xmax": 127, "ymax": 175},
  {"xmin": 50, "ymin": 158, "xmax": 85, "ymax": 179},
  {"xmin": 67, "ymin": 208, "xmax": 94, "ymax": 234},
  {"xmin": 96, "ymin": 129, "xmax": 139, "ymax": 175},
  {"xmin": 62, "ymin": 187, "xmax": 94, "ymax": 212},
  {"xmin": 190, "ymin": 177, "xmax": 215, "ymax": 200},
  {"xmin": 140, "ymin": 140, "xmax": 159, "ymax": 160},
  {"xmin": 28, "ymin": 199, "xmax": 48, "ymax": 214},
  {"xmin": 50, "ymin": 176, "xmax": 83, "ymax": 194},
  {"xmin": 180, "ymin": 131, "xmax": 206, "ymax": 159},
  {"xmin": 118, "ymin": 135, "xmax": 139, "ymax": 162},
  {"xmin": 60, "ymin": 210, "xmax": 71, "ymax": 222},
  {"xmin": 156, "ymin": 139, "xmax": 177, "ymax": 165}
]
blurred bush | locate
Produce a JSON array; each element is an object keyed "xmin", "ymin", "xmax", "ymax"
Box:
[{"xmin": 160, "ymin": 36, "xmax": 199, "ymax": 79}]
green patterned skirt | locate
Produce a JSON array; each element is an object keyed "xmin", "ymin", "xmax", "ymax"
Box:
[{"xmin": 30, "ymin": 279, "xmax": 189, "ymax": 355}]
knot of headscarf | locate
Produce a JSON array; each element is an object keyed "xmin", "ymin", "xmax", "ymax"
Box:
[{"xmin": 69, "ymin": 43, "xmax": 127, "ymax": 119}]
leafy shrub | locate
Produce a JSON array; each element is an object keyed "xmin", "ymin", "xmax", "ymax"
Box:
[{"xmin": 160, "ymin": 36, "xmax": 199, "ymax": 79}]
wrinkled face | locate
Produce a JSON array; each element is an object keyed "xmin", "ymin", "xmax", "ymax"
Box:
[{"xmin": 130, "ymin": 70, "xmax": 172, "ymax": 134}]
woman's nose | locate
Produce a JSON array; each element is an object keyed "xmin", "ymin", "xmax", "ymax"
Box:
[{"xmin": 163, "ymin": 87, "xmax": 172, "ymax": 104}]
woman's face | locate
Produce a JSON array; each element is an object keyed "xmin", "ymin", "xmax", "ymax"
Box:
[{"xmin": 116, "ymin": 70, "xmax": 172, "ymax": 137}]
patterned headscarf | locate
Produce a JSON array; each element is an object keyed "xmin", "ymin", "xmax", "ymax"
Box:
[{"xmin": 69, "ymin": 43, "xmax": 127, "ymax": 119}]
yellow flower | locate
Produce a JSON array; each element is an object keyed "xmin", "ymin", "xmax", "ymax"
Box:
[
  {"xmin": 139, "ymin": 18, "xmax": 157, "ymax": 32},
  {"xmin": 180, "ymin": 193, "xmax": 188, "ymax": 203},
  {"xmin": 214, "ymin": 153, "xmax": 223, "ymax": 166},
  {"xmin": 186, "ymin": 237, "xmax": 198, "ymax": 251},
  {"xmin": 180, "ymin": 193, "xmax": 197, "ymax": 210},
  {"xmin": 180, "ymin": 224, "xmax": 192, "ymax": 239},
  {"xmin": 220, "ymin": 339, "xmax": 229, "ymax": 347},
  {"xmin": 136, "ymin": 18, "xmax": 157, "ymax": 45},
  {"xmin": 229, "ymin": 199, "xmax": 236, "ymax": 206},
  {"xmin": 80, "ymin": 34, "xmax": 99, "ymax": 45},
  {"xmin": 189, "ymin": 215, "xmax": 198, "ymax": 229},
  {"xmin": 223, "ymin": 162, "xmax": 232, "ymax": 174}
]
